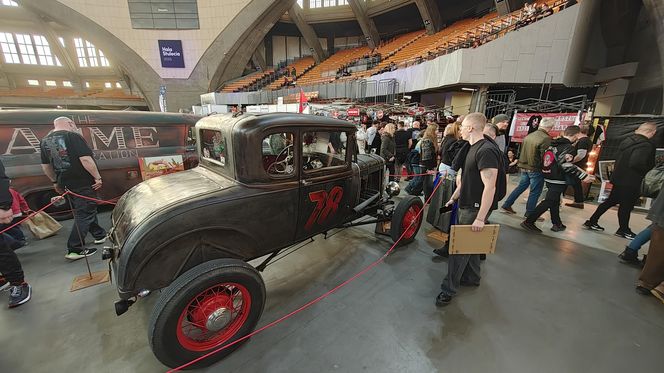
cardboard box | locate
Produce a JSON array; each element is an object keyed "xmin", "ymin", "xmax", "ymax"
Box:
[{"xmin": 449, "ymin": 224, "xmax": 499, "ymax": 254}]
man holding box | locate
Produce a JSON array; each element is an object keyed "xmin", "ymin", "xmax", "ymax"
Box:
[{"xmin": 436, "ymin": 113, "xmax": 504, "ymax": 307}]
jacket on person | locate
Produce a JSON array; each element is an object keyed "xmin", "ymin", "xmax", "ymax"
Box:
[
  {"xmin": 518, "ymin": 128, "xmax": 551, "ymax": 171},
  {"xmin": 9, "ymin": 188, "xmax": 28, "ymax": 217},
  {"xmin": 542, "ymin": 137, "xmax": 590, "ymax": 185},
  {"xmin": 0, "ymin": 160, "xmax": 12, "ymax": 211},
  {"xmin": 380, "ymin": 133, "xmax": 396, "ymax": 162},
  {"xmin": 611, "ymin": 133, "xmax": 656, "ymax": 188}
]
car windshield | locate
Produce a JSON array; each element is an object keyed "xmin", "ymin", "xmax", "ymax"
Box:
[{"xmin": 302, "ymin": 131, "xmax": 348, "ymax": 171}]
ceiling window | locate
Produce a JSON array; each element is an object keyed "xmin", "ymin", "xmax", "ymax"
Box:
[
  {"xmin": 45, "ymin": 80, "xmax": 57, "ymax": 87},
  {"xmin": 58, "ymin": 37, "xmax": 65, "ymax": 47},
  {"xmin": 27, "ymin": 79, "xmax": 39, "ymax": 86},
  {"xmin": 104, "ymin": 82, "xmax": 112, "ymax": 88},
  {"xmin": 73, "ymin": 37, "xmax": 109, "ymax": 67},
  {"xmin": 62, "ymin": 81, "xmax": 72, "ymax": 87},
  {"xmin": 0, "ymin": 32, "xmax": 20, "ymax": 64},
  {"xmin": 296, "ymin": 0, "xmax": 303, "ymax": 6},
  {"xmin": 85, "ymin": 81, "xmax": 90, "ymax": 88},
  {"xmin": 115, "ymin": 82, "xmax": 122, "ymax": 88},
  {"xmin": 310, "ymin": 0, "xmax": 347, "ymax": 8},
  {"xmin": 1, "ymin": 0, "xmax": 18, "ymax": 6},
  {"xmin": 15, "ymin": 34, "xmax": 38, "ymax": 65},
  {"xmin": 33, "ymin": 35, "xmax": 57, "ymax": 66}
]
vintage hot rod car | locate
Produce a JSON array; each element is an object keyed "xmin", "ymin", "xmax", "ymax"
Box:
[{"xmin": 105, "ymin": 113, "xmax": 424, "ymax": 368}]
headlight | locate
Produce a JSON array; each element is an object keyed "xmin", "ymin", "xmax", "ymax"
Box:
[{"xmin": 386, "ymin": 181, "xmax": 400, "ymax": 197}]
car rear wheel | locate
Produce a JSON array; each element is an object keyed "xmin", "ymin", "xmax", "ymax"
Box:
[
  {"xmin": 390, "ymin": 195, "xmax": 424, "ymax": 245},
  {"xmin": 148, "ymin": 259, "xmax": 266, "ymax": 369}
]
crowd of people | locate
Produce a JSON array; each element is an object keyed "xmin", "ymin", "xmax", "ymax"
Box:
[
  {"xmin": 362, "ymin": 112, "xmax": 664, "ymax": 307},
  {"xmin": 0, "ymin": 117, "xmax": 106, "ymax": 308}
]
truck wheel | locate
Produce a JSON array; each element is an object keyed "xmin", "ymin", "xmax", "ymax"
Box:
[
  {"xmin": 390, "ymin": 195, "xmax": 424, "ymax": 245},
  {"xmin": 148, "ymin": 259, "xmax": 266, "ymax": 369}
]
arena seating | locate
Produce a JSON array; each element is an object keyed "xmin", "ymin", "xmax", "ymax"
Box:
[{"xmin": 264, "ymin": 56, "xmax": 316, "ymax": 90}]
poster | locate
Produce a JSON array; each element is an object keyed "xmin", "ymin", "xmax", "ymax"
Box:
[
  {"xmin": 139, "ymin": 155, "xmax": 185, "ymax": 180},
  {"xmin": 597, "ymin": 160, "xmax": 615, "ymax": 182},
  {"xmin": 509, "ymin": 112, "xmax": 583, "ymax": 143},
  {"xmin": 597, "ymin": 181, "xmax": 613, "ymax": 203},
  {"xmin": 158, "ymin": 40, "xmax": 185, "ymax": 68}
]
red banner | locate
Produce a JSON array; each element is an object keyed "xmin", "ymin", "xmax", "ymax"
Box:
[
  {"xmin": 510, "ymin": 112, "xmax": 582, "ymax": 143},
  {"xmin": 347, "ymin": 108, "xmax": 360, "ymax": 117}
]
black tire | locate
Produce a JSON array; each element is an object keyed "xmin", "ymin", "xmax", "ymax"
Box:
[
  {"xmin": 148, "ymin": 259, "xmax": 266, "ymax": 369},
  {"xmin": 30, "ymin": 190, "xmax": 73, "ymax": 221},
  {"xmin": 390, "ymin": 195, "xmax": 424, "ymax": 245}
]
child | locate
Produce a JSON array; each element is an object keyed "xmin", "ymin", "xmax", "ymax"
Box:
[{"xmin": 5, "ymin": 187, "xmax": 30, "ymax": 247}]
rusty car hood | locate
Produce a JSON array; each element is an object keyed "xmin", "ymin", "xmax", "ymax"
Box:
[{"xmin": 111, "ymin": 166, "xmax": 236, "ymax": 245}]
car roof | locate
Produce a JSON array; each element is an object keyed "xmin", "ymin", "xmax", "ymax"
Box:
[{"xmin": 197, "ymin": 112, "xmax": 357, "ymax": 133}]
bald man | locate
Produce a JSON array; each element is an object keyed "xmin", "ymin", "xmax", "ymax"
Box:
[
  {"xmin": 41, "ymin": 116, "xmax": 106, "ymax": 261},
  {"xmin": 584, "ymin": 121, "xmax": 657, "ymax": 238},
  {"xmin": 436, "ymin": 112, "xmax": 504, "ymax": 307}
]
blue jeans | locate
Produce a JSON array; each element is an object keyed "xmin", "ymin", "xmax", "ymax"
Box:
[
  {"xmin": 627, "ymin": 226, "xmax": 652, "ymax": 253},
  {"xmin": 502, "ymin": 170, "xmax": 544, "ymax": 216}
]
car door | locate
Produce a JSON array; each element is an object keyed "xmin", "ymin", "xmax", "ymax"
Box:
[{"xmin": 295, "ymin": 128, "xmax": 355, "ymax": 241}]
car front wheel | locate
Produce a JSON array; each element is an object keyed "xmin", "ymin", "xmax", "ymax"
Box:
[
  {"xmin": 390, "ymin": 195, "xmax": 424, "ymax": 245},
  {"xmin": 148, "ymin": 259, "xmax": 266, "ymax": 369}
]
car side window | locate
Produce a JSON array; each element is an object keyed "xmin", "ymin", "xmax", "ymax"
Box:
[
  {"xmin": 200, "ymin": 129, "xmax": 228, "ymax": 167},
  {"xmin": 262, "ymin": 132, "xmax": 295, "ymax": 176},
  {"xmin": 302, "ymin": 131, "xmax": 348, "ymax": 171}
]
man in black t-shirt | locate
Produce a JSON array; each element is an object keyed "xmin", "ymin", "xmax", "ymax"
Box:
[
  {"xmin": 41, "ymin": 117, "xmax": 106, "ymax": 261},
  {"xmin": 436, "ymin": 113, "xmax": 501, "ymax": 307},
  {"xmin": 565, "ymin": 125, "xmax": 591, "ymax": 208}
]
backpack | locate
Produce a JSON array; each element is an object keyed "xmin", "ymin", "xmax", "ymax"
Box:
[
  {"xmin": 541, "ymin": 147, "xmax": 558, "ymax": 177},
  {"xmin": 421, "ymin": 139, "xmax": 435, "ymax": 162},
  {"xmin": 479, "ymin": 139, "xmax": 507, "ymax": 201},
  {"xmin": 641, "ymin": 164, "xmax": 664, "ymax": 198}
]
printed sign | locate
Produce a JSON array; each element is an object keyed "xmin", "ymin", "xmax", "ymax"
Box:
[
  {"xmin": 139, "ymin": 155, "xmax": 185, "ymax": 180},
  {"xmin": 158, "ymin": 40, "xmax": 185, "ymax": 68},
  {"xmin": 347, "ymin": 108, "xmax": 360, "ymax": 117},
  {"xmin": 510, "ymin": 112, "xmax": 583, "ymax": 143}
]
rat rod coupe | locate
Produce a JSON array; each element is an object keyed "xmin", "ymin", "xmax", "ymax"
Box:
[{"xmin": 105, "ymin": 113, "xmax": 424, "ymax": 368}]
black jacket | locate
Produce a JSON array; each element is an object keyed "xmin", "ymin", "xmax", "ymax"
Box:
[
  {"xmin": 542, "ymin": 137, "xmax": 590, "ymax": 184},
  {"xmin": 0, "ymin": 160, "xmax": 13, "ymax": 210},
  {"xmin": 611, "ymin": 134, "xmax": 655, "ymax": 188}
]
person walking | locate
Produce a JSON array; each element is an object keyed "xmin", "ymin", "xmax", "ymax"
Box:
[
  {"xmin": 491, "ymin": 114, "xmax": 510, "ymax": 153},
  {"xmin": 565, "ymin": 124, "xmax": 591, "ymax": 209},
  {"xmin": 420, "ymin": 123, "xmax": 439, "ymax": 201},
  {"xmin": 394, "ymin": 122, "xmax": 411, "ymax": 182},
  {"xmin": 636, "ymin": 189, "xmax": 664, "ymax": 305},
  {"xmin": 380, "ymin": 124, "xmax": 397, "ymax": 181},
  {"xmin": 436, "ymin": 113, "xmax": 503, "ymax": 307},
  {"xmin": 501, "ymin": 117, "xmax": 554, "ymax": 218},
  {"xmin": 40, "ymin": 116, "xmax": 106, "ymax": 261},
  {"xmin": 583, "ymin": 122, "xmax": 657, "ymax": 238},
  {"xmin": 619, "ymin": 225, "xmax": 651, "ymax": 267},
  {"xmin": 520, "ymin": 126, "xmax": 594, "ymax": 233},
  {"xmin": 0, "ymin": 159, "xmax": 31, "ymax": 308}
]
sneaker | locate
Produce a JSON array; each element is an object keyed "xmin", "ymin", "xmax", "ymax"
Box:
[
  {"xmin": 433, "ymin": 243, "xmax": 449, "ymax": 258},
  {"xmin": 565, "ymin": 202, "xmax": 584, "ymax": 209},
  {"xmin": 0, "ymin": 276, "xmax": 8, "ymax": 292},
  {"xmin": 435, "ymin": 292, "xmax": 452, "ymax": 307},
  {"xmin": 615, "ymin": 230, "xmax": 636, "ymax": 239},
  {"xmin": 551, "ymin": 224, "xmax": 567, "ymax": 232},
  {"xmin": 93, "ymin": 237, "xmax": 107, "ymax": 244},
  {"xmin": 8, "ymin": 283, "xmax": 31, "ymax": 308},
  {"xmin": 618, "ymin": 248, "xmax": 640, "ymax": 266},
  {"xmin": 501, "ymin": 206, "xmax": 516, "ymax": 214},
  {"xmin": 583, "ymin": 220, "xmax": 605, "ymax": 231},
  {"xmin": 520, "ymin": 220, "xmax": 542, "ymax": 233},
  {"xmin": 65, "ymin": 248, "xmax": 98, "ymax": 261},
  {"xmin": 651, "ymin": 288, "xmax": 664, "ymax": 305}
]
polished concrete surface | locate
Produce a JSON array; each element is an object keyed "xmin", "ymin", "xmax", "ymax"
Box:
[{"xmin": 0, "ymin": 197, "xmax": 662, "ymax": 372}]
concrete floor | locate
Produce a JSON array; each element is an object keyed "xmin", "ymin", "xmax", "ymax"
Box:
[{"xmin": 0, "ymin": 196, "xmax": 663, "ymax": 373}]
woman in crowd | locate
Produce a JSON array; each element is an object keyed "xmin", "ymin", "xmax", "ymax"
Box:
[
  {"xmin": 380, "ymin": 123, "xmax": 397, "ymax": 181},
  {"xmin": 356, "ymin": 122, "xmax": 367, "ymax": 154},
  {"xmin": 420, "ymin": 123, "xmax": 439, "ymax": 200},
  {"xmin": 507, "ymin": 148, "xmax": 519, "ymax": 174},
  {"xmin": 438, "ymin": 123, "xmax": 461, "ymax": 177}
]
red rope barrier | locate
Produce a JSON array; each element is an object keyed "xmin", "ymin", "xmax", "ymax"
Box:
[
  {"xmin": 66, "ymin": 190, "xmax": 118, "ymax": 205},
  {"xmin": 167, "ymin": 180, "xmax": 445, "ymax": 372},
  {"xmin": 0, "ymin": 191, "xmax": 71, "ymax": 235}
]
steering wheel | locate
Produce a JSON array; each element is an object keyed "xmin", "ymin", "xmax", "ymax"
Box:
[{"xmin": 267, "ymin": 144, "xmax": 293, "ymax": 174}]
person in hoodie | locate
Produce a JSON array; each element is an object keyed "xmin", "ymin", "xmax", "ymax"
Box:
[
  {"xmin": 583, "ymin": 122, "xmax": 657, "ymax": 238},
  {"xmin": 521, "ymin": 126, "xmax": 594, "ymax": 233}
]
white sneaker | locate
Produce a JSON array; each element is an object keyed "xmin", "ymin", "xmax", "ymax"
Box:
[
  {"xmin": 65, "ymin": 248, "xmax": 98, "ymax": 261},
  {"xmin": 93, "ymin": 237, "xmax": 107, "ymax": 244}
]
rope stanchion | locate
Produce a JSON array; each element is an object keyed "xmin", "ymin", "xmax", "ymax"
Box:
[
  {"xmin": 66, "ymin": 190, "xmax": 119, "ymax": 205},
  {"xmin": 167, "ymin": 180, "xmax": 444, "ymax": 372}
]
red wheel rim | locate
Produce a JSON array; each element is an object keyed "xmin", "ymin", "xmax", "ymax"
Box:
[
  {"xmin": 401, "ymin": 204, "xmax": 422, "ymax": 239},
  {"xmin": 176, "ymin": 283, "xmax": 251, "ymax": 351}
]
